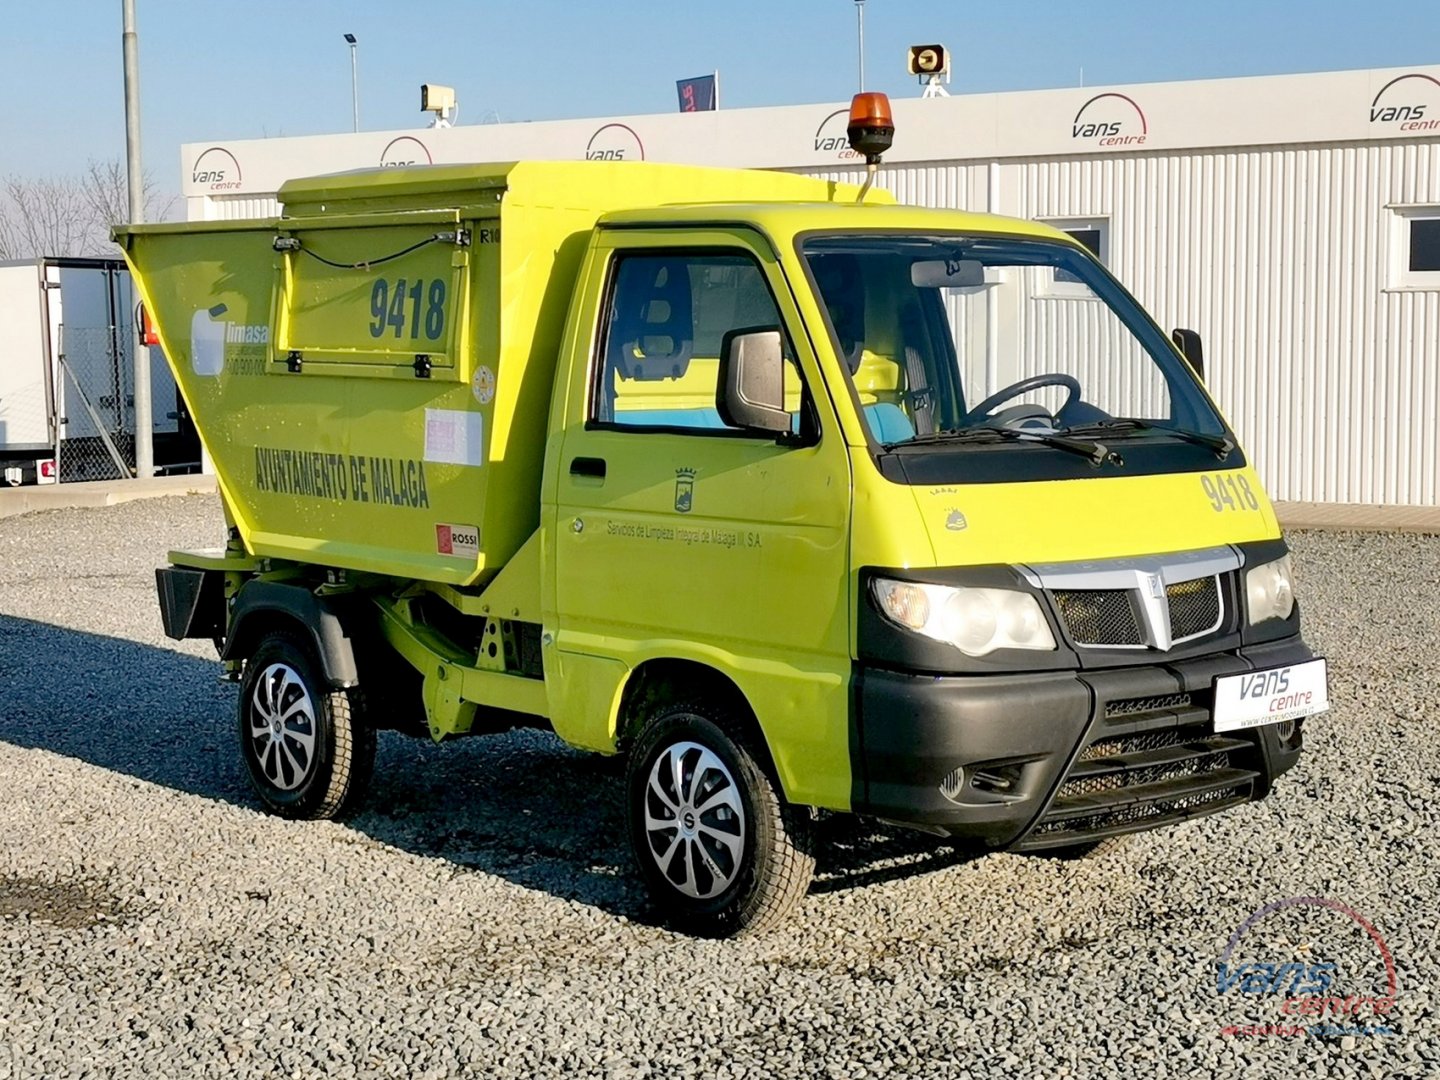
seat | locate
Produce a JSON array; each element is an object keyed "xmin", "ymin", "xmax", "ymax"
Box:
[{"xmin": 864, "ymin": 402, "xmax": 915, "ymax": 444}]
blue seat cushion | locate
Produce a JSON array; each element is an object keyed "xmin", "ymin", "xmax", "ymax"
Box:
[{"xmin": 864, "ymin": 402, "xmax": 915, "ymax": 443}]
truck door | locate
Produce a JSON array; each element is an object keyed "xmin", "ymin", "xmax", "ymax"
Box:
[{"xmin": 550, "ymin": 228, "xmax": 853, "ymax": 804}]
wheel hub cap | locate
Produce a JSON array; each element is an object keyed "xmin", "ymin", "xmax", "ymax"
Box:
[
  {"xmin": 643, "ymin": 739, "xmax": 746, "ymax": 899},
  {"xmin": 247, "ymin": 662, "xmax": 318, "ymax": 791}
]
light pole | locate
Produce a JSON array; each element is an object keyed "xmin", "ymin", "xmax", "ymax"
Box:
[
  {"xmin": 344, "ymin": 33, "xmax": 358, "ymax": 132},
  {"xmin": 855, "ymin": 0, "xmax": 866, "ymax": 91},
  {"xmin": 122, "ymin": 0, "xmax": 152, "ymax": 479}
]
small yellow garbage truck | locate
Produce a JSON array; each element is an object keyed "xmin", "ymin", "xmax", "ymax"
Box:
[{"xmin": 117, "ymin": 99, "xmax": 1328, "ymax": 935}]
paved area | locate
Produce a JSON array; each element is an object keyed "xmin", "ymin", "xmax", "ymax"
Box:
[{"xmin": 1274, "ymin": 501, "xmax": 1440, "ymax": 534}]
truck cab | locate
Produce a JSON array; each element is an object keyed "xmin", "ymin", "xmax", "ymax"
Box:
[{"xmin": 120, "ymin": 135, "xmax": 1327, "ymax": 937}]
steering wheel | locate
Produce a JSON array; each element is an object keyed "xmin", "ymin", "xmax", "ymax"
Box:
[{"xmin": 962, "ymin": 373, "xmax": 1081, "ymax": 427}]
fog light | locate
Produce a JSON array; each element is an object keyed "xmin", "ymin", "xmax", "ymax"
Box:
[{"xmin": 939, "ymin": 767, "xmax": 966, "ymax": 803}]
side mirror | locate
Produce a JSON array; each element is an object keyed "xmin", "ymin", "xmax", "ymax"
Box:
[
  {"xmin": 717, "ymin": 327, "xmax": 791, "ymax": 435},
  {"xmin": 1172, "ymin": 328, "xmax": 1205, "ymax": 384}
]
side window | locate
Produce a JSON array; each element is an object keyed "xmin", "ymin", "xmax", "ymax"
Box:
[{"xmin": 593, "ymin": 252, "xmax": 804, "ymax": 432}]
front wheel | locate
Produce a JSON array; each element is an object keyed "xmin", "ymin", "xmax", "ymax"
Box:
[
  {"xmin": 237, "ymin": 629, "xmax": 375, "ymax": 820},
  {"xmin": 626, "ymin": 703, "xmax": 814, "ymax": 937}
]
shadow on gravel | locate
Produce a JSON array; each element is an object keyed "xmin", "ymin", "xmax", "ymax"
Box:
[{"xmin": 0, "ymin": 615, "xmax": 975, "ymax": 923}]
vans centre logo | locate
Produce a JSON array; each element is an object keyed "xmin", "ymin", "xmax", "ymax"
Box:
[
  {"xmin": 1071, "ymin": 93, "xmax": 1149, "ymax": 148},
  {"xmin": 814, "ymin": 109, "xmax": 862, "ymax": 160},
  {"xmin": 585, "ymin": 123, "xmax": 645, "ymax": 161},
  {"xmin": 190, "ymin": 146, "xmax": 242, "ymax": 191},
  {"xmin": 1215, "ymin": 896, "xmax": 1399, "ymax": 1040},
  {"xmin": 1369, "ymin": 73, "xmax": 1440, "ymax": 131},
  {"xmin": 380, "ymin": 136, "xmax": 433, "ymax": 168}
]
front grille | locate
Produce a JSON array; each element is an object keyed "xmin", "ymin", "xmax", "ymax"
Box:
[
  {"xmin": 1052, "ymin": 575, "xmax": 1224, "ymax": 650},
  {"xmin": 1016, "ymin": 722, "xmax": 1261, "ymax": 851},
  {"xmin": 1104, "ymin": 693, "xmax": 1193, "ymax": 719},
  {"xmin": 1053, "ymin": 589, "xmax": 1143, "ymax": 646},
  {"xmin": 1167, "ymin": 576, "xmax": 1222, "ymax": 640},
  {"xmin": 1028, "ymin": 785, "xmax": 1239, "ymax": 839},
  {"xmin": 1080, "ymin": 726, "xmax": 1189, "ymax": 757}
]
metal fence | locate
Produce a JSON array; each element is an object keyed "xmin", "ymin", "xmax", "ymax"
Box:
[{"xmin": 55, "ymin": 323, "xmax": 136, "ymax": 482}]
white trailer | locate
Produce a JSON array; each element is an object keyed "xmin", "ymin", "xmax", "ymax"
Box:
[{"xmin": 0, "ymin": 258, "xmax": 192, "ymax": 484}]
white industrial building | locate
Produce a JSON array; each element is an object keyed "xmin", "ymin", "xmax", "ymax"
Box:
[{"xmin": 181, "ymin": 65, "xmax": 1440, "ymax": 506}]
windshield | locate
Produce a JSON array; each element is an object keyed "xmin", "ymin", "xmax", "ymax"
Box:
[{"xmin": 801, "ymin": 234, "xmax": 1225, "ymax": 449}]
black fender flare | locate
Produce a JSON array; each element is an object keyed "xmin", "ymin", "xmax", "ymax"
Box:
[{"xmin": 221, "ymin": 580, "xmax": 360, "ymax": 688}]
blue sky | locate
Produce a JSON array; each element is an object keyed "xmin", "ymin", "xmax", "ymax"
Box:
[{"xmin": 3, "ymin": 0, "xmax": 1439, "ymax": 192}]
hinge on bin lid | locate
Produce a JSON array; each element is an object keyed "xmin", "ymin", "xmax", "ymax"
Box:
[
  {"xmin": 286, "ymin": 351, "xmax": 303, "ymax": 373},
  {"xmin": 413, "ymin": 354, "xmax": 432, "ymax": 378}
]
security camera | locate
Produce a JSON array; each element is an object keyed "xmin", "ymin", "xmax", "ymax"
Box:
[
  {"xmin": 906, "ymin": 44, "xmax": 949, "ymax": 77},
  {"xmin": 421, "ymin": 84, "xmax": 456, "ymax": 113}
]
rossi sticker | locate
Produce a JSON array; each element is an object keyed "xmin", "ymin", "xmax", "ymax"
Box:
[{"xmin": 435, "ymin": 522, "xmax": 480, "ymax": 559}]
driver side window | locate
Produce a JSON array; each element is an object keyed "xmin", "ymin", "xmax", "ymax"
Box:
[{"xmin": 593, "ymin": 252, "xmax": 805, "ymax": 433}]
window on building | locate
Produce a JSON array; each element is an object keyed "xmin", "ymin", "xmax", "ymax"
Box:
[
  {"xmin": 1409, "ymin": 217, "xmax": 1440, "ymax": 273},
  {"xmin": 1039, "ymin": 218, "xmax": 1109, "ymax": 294},
  {"xmin": 1391, "ymin": 208, "xmax": 1440, "ymax": 289}
]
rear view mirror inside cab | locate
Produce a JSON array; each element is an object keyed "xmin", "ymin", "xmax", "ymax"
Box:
[{"xmin": 910, "ymin": 258, "xmax": 985, "ymax": 288}]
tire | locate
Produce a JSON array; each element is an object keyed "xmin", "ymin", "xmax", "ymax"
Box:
[
  {"xmin": 626, "ymin": 702, "xmax": 814, "ymax": 937},
  {"xmin": 237, "ymin": 629, "xmax": 375, "ymax": 820}
]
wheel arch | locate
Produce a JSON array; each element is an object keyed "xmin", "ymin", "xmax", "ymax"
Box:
[
  {"xmin": 222, "ymin": 580, "xmax": 360, "ymax": 688},
  {"xmin": 615, "ymin": 658, "xmax": 783, "ymax": 791}
]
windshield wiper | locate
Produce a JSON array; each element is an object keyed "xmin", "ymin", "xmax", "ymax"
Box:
[
  {"xmin": 887, "ymin": 426, "xmax": 1116, "ymax": 466},
  {"xmin": 1062, "ymin": 418, "xmax": 1234, "ymax": 459}
]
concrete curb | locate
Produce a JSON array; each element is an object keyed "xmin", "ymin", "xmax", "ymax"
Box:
[
  {"xmin": 0, "ymin": 475, "xmax": 218, "ymax": 520},
  {"xmin": 1274, "ymin": 501, "xmax": 1440, "ymax": 535}
]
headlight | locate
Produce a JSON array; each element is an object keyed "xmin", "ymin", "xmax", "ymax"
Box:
[
  {"xmin": 1246, "ymin": 555, "xmax": 1295, "ymax": 624},
  {"xmin": 872, "ymin": 578, "xmax": 1056, "ymax": 657}
]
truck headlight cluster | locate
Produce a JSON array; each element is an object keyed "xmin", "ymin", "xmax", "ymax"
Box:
[
  {"xmin": 1245, "ymin": 554, "xmax": 1295, "ymax": 624},
  {"xmin": 872, "ymin": 579, "xmax": 1056, "ymax": 657}
]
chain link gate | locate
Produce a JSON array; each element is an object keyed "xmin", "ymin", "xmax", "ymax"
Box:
[{"xmin": 55, "ymin": 322, "xmax": 136, "ymax": 482}]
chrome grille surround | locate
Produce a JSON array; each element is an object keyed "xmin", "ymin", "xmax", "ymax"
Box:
[{"xmin": 1021, "ymin": 546, "xmax": 1238, "ymax": 651}]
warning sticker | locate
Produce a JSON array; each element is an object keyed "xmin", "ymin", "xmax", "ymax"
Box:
[{"xmin": 435, "ymin": 522, "xmax": 480, "ymax": 558}]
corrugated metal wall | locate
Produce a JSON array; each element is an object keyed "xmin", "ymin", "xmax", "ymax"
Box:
[
  {"xmin": 803, "ymin": 139, "xmax": 1440, "ymax": 506},
  {"xmin": 204, "ymin": 196, "xmax": 279, "ymax": 221}
]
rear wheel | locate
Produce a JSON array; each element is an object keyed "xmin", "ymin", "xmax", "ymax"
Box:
[
  {"xmin": 237, "ymin": 629, "xmax": 374, "ymax": 820},
  {"xmin": 626, "ymin": 702, "xmax": 814, "ymax": 937}
]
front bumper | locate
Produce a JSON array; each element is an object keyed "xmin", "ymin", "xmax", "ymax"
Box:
[{"xmin": 851, "ymin": 636, "xmax": 1312, "ymax": 849}]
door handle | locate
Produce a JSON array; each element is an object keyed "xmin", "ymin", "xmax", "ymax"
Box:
[{"xmin": 570, "ymin": 456, "xmax": 606, "ymax": 479}]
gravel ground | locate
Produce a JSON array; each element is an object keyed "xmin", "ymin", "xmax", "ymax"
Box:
[{"xmin": 0, "ymin": 495, "xmax": 1436, "ymax": 1078}]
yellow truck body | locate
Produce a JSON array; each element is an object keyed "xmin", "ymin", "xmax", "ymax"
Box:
[{"xmin": 119, "ymin": 159, "xmax": 1327, "ymax": 935}]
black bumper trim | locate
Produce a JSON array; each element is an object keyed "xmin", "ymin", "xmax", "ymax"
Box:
[{"xmin": 851, "ymin": 635, "xmax": 1313, "ymax": 849}]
